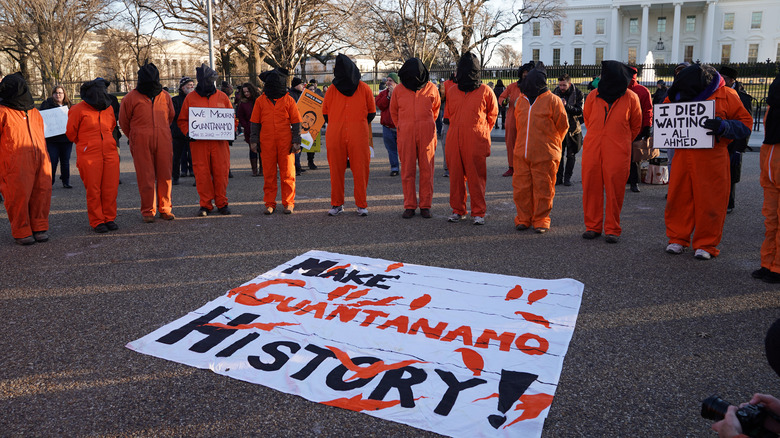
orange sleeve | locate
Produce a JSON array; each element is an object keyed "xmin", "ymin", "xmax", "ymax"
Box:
[
  {"xmin": 628, "ymin": 93, "xmax": 642, "ymax": 140},
  {"xmin": 485, "ymin": 86, "xmax": 498, "ymax": 129},
  {"xmin": 66, "ymin": 104, "xmax": 81, "ymax": 144},
  {"xmin": 118, "ymin": 94, "xmax": 132, "ymax": 137},
  {"xmin": 552, "ymin": 97, "xmax": 569, "ymax": 138},
  {"xmin": 165, "ymin": 93, "xmax": 175, "ymax": 125},
  {"xmin": 431, "ymin": 84, "xmax": 441, "ymax": 119},
  {"xmin": 583, "ymin": 91, "xmax": 595, "ymax": 126},
  {"xmin": 364, "ymin": 84, "xmax": 376, "ymax": 113},
  {"xmin": 250, "ymin": 97, "xmax": 262, "ymax": 124},
  {"xmin": 321, "ymin": 87, "xmax": 331, "ymax": 116},
  {"xmin": 287, "ymin": 96, "xmax": 302, "ymax": 124},
  {"xmin": 389, "ymin": 90, "xmax": 399, "ymax": 126},
  {"xmin": 177, "ymin": 93, "xmax": 191, "ymax": 136}
]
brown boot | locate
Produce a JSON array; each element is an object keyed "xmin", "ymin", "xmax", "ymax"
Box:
[{"xmin": 250, "ymin": 157, "xmax": 259, "ymax": 176}]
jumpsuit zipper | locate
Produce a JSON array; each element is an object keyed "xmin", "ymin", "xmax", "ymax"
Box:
[{"xmin": 524, "ymin": 96, "xmax": 533, "ymax": 159}]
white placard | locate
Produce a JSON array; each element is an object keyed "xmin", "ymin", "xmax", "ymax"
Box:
[
  {"xmin": 188, "ymin": 107, "xmax": 235, "ymax": 140},
  {"xmin": 127, "ymin": 250, "xmax": 585, "ymax": 438},
  {"xmin": 653, "ymin": 100, "xmax": 715, "ymax": 149},
  {"xmin": 40, "ymin": 106, "xmax": 69, "ymax": 138}
]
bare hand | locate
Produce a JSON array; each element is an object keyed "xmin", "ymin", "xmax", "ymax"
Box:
[
  {"xmin": 290, "ymin": 143, "xmax": 301, "ymax": 154},
  {"xmin": 712, "ymin": 405, "xmax": 742, "ymax": 438}
]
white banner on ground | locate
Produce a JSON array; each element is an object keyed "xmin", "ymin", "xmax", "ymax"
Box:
[
  {"xmin": 40, "ymin": 106, "xmax": 69, "ymax": 138},
  {"xmin": 188, "ymin": 107, "xmax": 235, "ymax": 140},
  {"xmin": 127, "ymin": 251, "xmax": 584, "ymax": 438},
  {"xmin": 653, "ymin": 100, "xmax": 715, "ymax": 149}
]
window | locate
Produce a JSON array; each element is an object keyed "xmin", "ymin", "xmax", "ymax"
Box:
[
  {"xmin": 574, "ymin": 47, "xmax": 582, "ymax": 65},
  {"xmin": 553, "ymin": 48, "xmax": 561, "ymax": 65},
  {"xmin": 657, "ymin": 17, "xmax": 667, "ymax": 33},
  {"xmin": 532, "ymin": 49, "xmax": 540, "ymax": 62},
  {"xmin": 630, "ymin": 18, "xmax": 639, "ymax": 35},
  {"xmin": 748, "ymin": 43, "xmax": 759, "ymax": 63},
  {"xmin": 596, "ymin": 18, "xmax": 605, "ymax": 35},
  {"xmin": 684, "ymin": 45, "xmax": 694, "ymax": 63},
  {"xmin": 686, "ymin": 15, "xmax": 696, "ymax": 32},
  {"xmin": 532, "ymin": 21, "xmax": 540, "ymax": 36},
  {"xmin": 553, "ymin": 21, "xmax": 561, "ymax": 36},
  {"xmin": 595, "ymin": 47, "xmax": 604, "ymax": 64},
  {"xmin": 721, "ymin": 44, "xmax": 731, "ymax": 64},
  {"xmin": 628, "ymin": 47, "xmax": 637, "ymax": 64},
  {"xmin": 575, "ymin": 20, "xmax": 583, "ymax": 35},
  {"xmin": 751, "ymin": 11, "xmax": 762, "ymax": 29},
  {"xmin": 723, "ymin": 13, "xmax": 734, "ymax": 30}
]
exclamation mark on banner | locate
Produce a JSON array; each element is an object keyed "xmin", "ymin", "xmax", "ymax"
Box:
[{"xmin": 487, "ymin": 370, "xmax": 538, "ymax": 429}]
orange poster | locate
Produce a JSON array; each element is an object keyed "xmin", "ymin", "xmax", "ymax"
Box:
[{"xmin": 296, "ymin": 89, "xmax": 324, "ymax": 152}]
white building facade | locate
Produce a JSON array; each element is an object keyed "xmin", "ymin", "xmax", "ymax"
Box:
[{"xmin": 523, "ymin": 0, "xmax": 780, "ymax": 65}]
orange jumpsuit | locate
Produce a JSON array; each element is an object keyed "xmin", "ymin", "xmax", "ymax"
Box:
[
  {"xmin": 177, "ymin": 91, "xmax": 233, "ymax": 211},
  {"xmin": 389, "ymin": 82, "xmax": 441, "ymax": 210},
  {"xmin": 498, "ymin": 82, "xmax": 523, "ymax": 169},
  {"xmin": 66, "ymin": 102, "xmax": 120, "ymax": 228},
  {"xmin": 513, "ymin": 91, "xmax": 569, "ymax": 229},
  {"xmin": 250, "ymin": 94, "xmax": 302, "ymax": 209},
  {"xmin": 0, "ymin": 106, "xmax": 52, "ymax": 239},
  {"xmin": 322, "ymin": 81, "xmax": 376, "ymax": 209},
  {"xmin": 581, "ymin": 89, "xmax": 642, "ymax": 236},
  {"xmin": 444, "ymin": 84, "xmax": 498, "ymax": 217},
  {"xmin": 118, "ymin": 90, "xmax": 175, "ymax": 218},
  {"xmin": 760, "ymin": 140, "xmax": 780, "ymax": 273},
  {"xmin": 665, "ymin": 87, "xmax": 752, "ymax": 255}
]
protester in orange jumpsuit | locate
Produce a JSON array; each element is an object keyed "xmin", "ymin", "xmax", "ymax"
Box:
[
  {"xmin": 119, "ymin": 62, "xmax": 175, "ymax": 222},
  {"xmin": 512, "ymin": 63, "xmax": 569, "ymax": 233},
  {"xmin": 390, "ymin": 57, "xmax": 441, "ymax": 219},
  {"xmin": 626, "ymin": 66, "xmax": 653, "ymax": 193},
  {"xmin": 444, "ymin": 52, "xmax": 498, "ymax": 225},
  {"xmin": 663, "ymin": 64, "xmax": 752, "ymax": 260},
  {"xmin": 66, "ymin": 78, "xmax": 120, "ymax": 233},
  {"xmin": 498, "ymin": 62, "xmax": 534, "ymax": 177},
  {"xmin": 177, "ymin": 64, "xmax": 234, "ymax": 217},
  {"xmin": 322, "ymin": 54, "xmax": 376, "ymax": 216},
  {"xmin": 0, "ymin": 73, "xmax": 52, "ymax": 245},
  {"xmin": 249, "ymin": 68, "xmax": 302, "ymax": 215},
  {"xmin": 581, "ymin": 61, "xmax": 642, "ymax": 243},
  {"xmin": 755, "ymin": 73, "xmax": 780, "ymax": 282}
]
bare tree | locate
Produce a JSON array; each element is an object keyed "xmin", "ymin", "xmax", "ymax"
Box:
[
  {"xmin": 95, "ymin": 28, "xmax": 136, "ymax": 91},
  {"xmin": 336, "ymin": 1, "xmax": 398, "ymax": 84},
  {"xmin": 496, "ymin": 43, "xmax": 522, "ymax": 67},
  {"xmin": 116, "ymin": 0, "xmax": 166, "ymax": 68}
]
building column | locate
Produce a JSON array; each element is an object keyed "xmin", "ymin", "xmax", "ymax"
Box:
[
  {"xmin": 640, "ymin": 4, "xmax": 650, "ymax": 63},
  {"xmin": 702, "ymin": 0, "xmax": 718, "ymax": 62},
  {"xmin": 610, "ymin": 5, "xmax": 620, "ymax": 59},
  {"xmin": 671, "ymin": 2, "xmax": 682, "ymax": 62}
]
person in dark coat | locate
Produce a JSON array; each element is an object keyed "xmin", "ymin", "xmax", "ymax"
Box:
[
  {"xmin": 552, "ymin": 74, "xmax": 584, "ymax": 186},
  {"xmin": 720, "ymin": 65, "xmax": 753, "ymax": 213},
  {"xmin": 170, "ymin": 77, "xmax": 195, "ymax": 185},
  {"xmin": 39, "ymin": 86, "xmax": 74, "ymax": 188}
]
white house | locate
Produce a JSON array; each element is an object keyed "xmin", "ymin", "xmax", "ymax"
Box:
[{"xmin": 523, "ymin": 0, "xmax": 780, "ymax": 65}]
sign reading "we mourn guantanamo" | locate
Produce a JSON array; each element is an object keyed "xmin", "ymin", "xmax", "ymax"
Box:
[{"xmin": 126, "ymin": 251, "xmax": 584, "ymax": 437}]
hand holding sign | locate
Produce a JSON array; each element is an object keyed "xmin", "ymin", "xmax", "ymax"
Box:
[{"xmin": 702, "ymin": 117, "xmax": 726, "ymax": 136}]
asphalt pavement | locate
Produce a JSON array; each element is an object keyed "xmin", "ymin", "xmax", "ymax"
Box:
[{"xmin": 1, "ymin": 124, "xmax": 778, "ymax": 437}]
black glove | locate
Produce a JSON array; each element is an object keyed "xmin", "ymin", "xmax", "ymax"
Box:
[
  {"xmin": 702, "ymin": 117, "xmax": 725, "ymax": 136},
  {"xmin": 443, "ymin": 118, "xmax": 450, "ymax": 125},
  {"xmin": 640, "ymin": 126, "xmax": 651, "ymax": 139}
]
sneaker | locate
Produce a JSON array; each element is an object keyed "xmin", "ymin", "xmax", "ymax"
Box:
[
  {"xmin": 197, "ymin": 207, "xmax": 210, "ymax": 217},
  {"xmin": 264, "ymin": 207, "xmax": 275, "ymax": 215},
  {"xmin": 328, "ymin": 205, "xmax": 343, "ymax": 216},
  {"xmin": 94, "ymin": 223, "xmax": 109, "ymax": 233},
  {"xmin": 143, "ymin": 215, "xmax": 155, "ymax": 223},
  {"xmin": 516, "ymin": 224, "xmax": 530, "ymax": 231},
  {"xmin": 160, "ymin": 212, "xmax": 176, "ymax": 220},
  {"xmin": 473, "ymin": 216, "xmax": 485, "ymax": 225},
  {"xmin": 15, "ymin": 235, "xmax": 35, "ymax": 245},
  {"xmin": 420, "ymin": 208, "xmax": 432, "ymax": 219},
  {"xmin": 666, "ymin": 243, "xmax": 684, "ymax": 254},
  {"xmin": 443, "ymin": 170, "xmax": 449, "ymax": 177},
  {"xmin": 402, "ymin": 209, "xmax": 415, "ymax": 219},
  {"xmin": 218, "ymin": 206, "xmax": 231, "ymax": 215},
  {"xmin": 390, "ymin": 170, "xmax": 399, "ymax": 177},
  {"xmin": 752, "ymin": 267, "xmax": 770, "ymax": 279},
  {"xmin": 32, "ymin": 231, "xmax": 49, "ymax": 242},
  {"xmin": 283, "ymin": 205, "xmax": 294, "ymax": 214},
  {"xmin": 534, "ymin": 227, "xmax": 548, "ymax": 234},
  {"xmin": 604, "ymin": 234, "xmax": 619, "ymax": 243},
  {"xmin": 448, "ymin": 213, "xmax": 465, "ymax": 222},
  {"xmin": 357, "ymin": 208, "xmax": 368, "ymax": 216},
  {"xmin": 582, "ymin": 230, "xmax": 601, "ymax": 239},
  {"xmin": 105, "ymin": 221, "xmax": 119, "ymax": 231},
  {"xmin": 502, "ymin": 168, "xmax": 514, "ymax": 177},
  {"xmin": 630, "ymin": 183, "xmax": 640, "ymax": 193},
  {"xmin": 694, "ymin": 249, "xmax": 712, "ymax": 260}
]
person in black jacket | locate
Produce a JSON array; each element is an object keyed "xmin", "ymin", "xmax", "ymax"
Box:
[
  {"xmin": 40, "ymin": 86, "xmax": 74, "ymax": 188},
  {"xmin": 720, "ymin": 65, "xmax": 753, "ymax": 213},
  {"xmin": 170, "ymin": 77, "xmax": 194, "ymax": 185},
  {"xmin": 552, "ymin": 74, "xmax": 584, "ymax": 186}
]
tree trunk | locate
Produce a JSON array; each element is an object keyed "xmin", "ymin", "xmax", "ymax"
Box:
[{"xmin": 300, "ymin": 57, "xmax": 307, "ymax": 82}]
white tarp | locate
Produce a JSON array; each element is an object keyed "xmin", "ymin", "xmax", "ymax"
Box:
[{"xmin": 127, "ymin": 251, "xmax": 584, "ymax": 437}]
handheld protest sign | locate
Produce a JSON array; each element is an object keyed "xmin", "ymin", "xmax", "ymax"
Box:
[
  {"xmin": 653, "ymin": 100, "xmax": 715, "ymax": 149},
  {"xmin": 40, "ymin": 106, "xmax": 69, "ymax": 138},
  {"xmin": 297, "ymin": 90, "xmax": 324, "ymax": 139},
  {"xmin": 188, "ymin": 107, "xmax": 236, "ymax": 140}
]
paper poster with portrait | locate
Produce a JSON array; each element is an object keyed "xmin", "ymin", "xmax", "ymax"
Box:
[{"xmin": 296, "ymin": 89, "xmax": 324, "ymax": 152}]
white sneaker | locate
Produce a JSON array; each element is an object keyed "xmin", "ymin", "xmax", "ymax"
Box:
[
  {"xmin": 328, "ymin": 205, "xmax": 343, "ymax": 216},
  {"xmin": 473, "ymin": 216, "xmax": 485, "ymax": 225},
  {"xmin": 357, "ymin": 208, "xmax": 368, "ymax": 216},
  {"xmin": 694, "ymin": 249, "xmax": 712, "ymax": 260},
  {"xmin": 447, "ymin": 213, "xmax": 465, "ymax": 222},
  {"xmin": 666, "ymin": 243, "xmax": 684, "ymax": 254}
]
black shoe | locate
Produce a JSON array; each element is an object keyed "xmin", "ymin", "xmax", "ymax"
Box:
[
  {"xmin": 390, "ymin": 170, "xmax": 399, "ymax": 177},
  {"xmin": 105, "ymin": 221, "xmax": 119, "ymax": 231},
  {"xmin": 229, "ymin": 171, "xmax": 234, "ymax": 178},
  {"xmin": 752, "ymin": 267, "xmax": 770, "ymax": 279},
  {"xmin": 172, "ymin": 179, "xmax": 180, "ymax": 185},
  {"xmin": 94, "ymin": 223, "xmax": 109, "ymax": 233},
  {"xmin": 402, "ymin": 209, "xmax": 415, "ymax": 219},
  {"xmin": 605, "ymin": 234, "xmax": 619, "ymax": 243},
  {"xmin": 630, "ymin": 183, "xmax": 640, "ymax": 193},
  {"xmin": 564, "ymin": 179, "xmax": 572, "ymax": 186},
  {"xmin": 308, "ymin": 162, "xmax": 318, "ymax": 170},
  {"xmin": 218, "ymin": 205, "xmax": 231, "ymax": 215},
  {"xmin": 420, "ymin": 208, "xmax": 432, "ymax": 219},
  {"xmin": 32, "ymin": 231, "xmax": 49, "ymax": 242},
  {"xmin": 764, "ymin": 271, "xmax": 780, "ymax": 284},
  {"xmin": 63, "ymin": 182, "xmax": 73, "ymax": 189},
  {"xmin": 582, "ymin": 230, "xmax": 601, "ymax": 240},
  {"xmin": 197, "ymin": 207, "xmax": 210, "ymax": 217},
  {"xmin": 555, "ymin": 179, "xmax": 562, "ymax": 186}
]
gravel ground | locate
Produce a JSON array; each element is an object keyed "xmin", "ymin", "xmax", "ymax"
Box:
[{"xmin": 1, "ymin": 128, "xmax": 778, "ymax": 437}]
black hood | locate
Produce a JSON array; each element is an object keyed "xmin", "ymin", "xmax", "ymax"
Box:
[
  {"xmin": 597, "ymin": 61, "xmax": 632, "ymax": 105},
  {"xmin": 456, "ymin": 52, "xmax": 481, "ymax": 92},
  {"xmin": 195, "ymin": 63, "xmax": 218, "ymax": 97},
  {"xmin": 398, "ymin": 57, "xmax": 429, "ymax": 91},
  {"xmin": 520, "ymin": 62, "xmax": 548, "ymax": 104},
  {"xmin": 332, "ymin": 54, "xmax": 361, "ymax": 96},
  {"xmin": 668, "ymin": 64, "xmax": 721, "ymax": 103},
  {"xmin": 80, "ymin": 78, "xmax": 112, "ymax": 111},
  {"xmin": 259, "ymin": 68, "xmax": 289, "ymax": 100},
  {"xmin": 517, "ymin": 61, "xmax": 536, "ymax": 82},
  {"xmin": 137, "ymin": 63, "xmax": 163, "ymax": 99},
  {"xmin": 0, "ymin": 73, "xmax": 34, "ymax": 111},
  {"xmin": 764, "ymin": 73, "xmax": 780, "ymax": 145}
]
